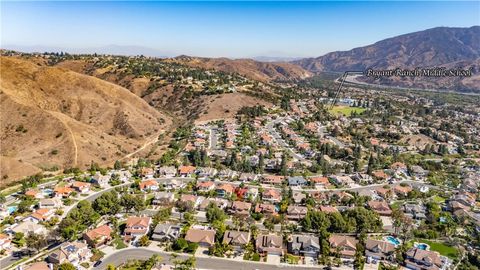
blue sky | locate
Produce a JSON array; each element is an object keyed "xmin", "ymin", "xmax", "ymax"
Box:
[{"xmin": 2, "ymin": 1, "xmax": 479, "ymax": 58}]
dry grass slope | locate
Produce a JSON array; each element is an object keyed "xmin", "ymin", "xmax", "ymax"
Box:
[{"xmin": 0, "ymin": 56, "xmax": 172, "ymax": 185}]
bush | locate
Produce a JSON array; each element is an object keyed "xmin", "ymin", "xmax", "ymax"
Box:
[{"xmin": 252, "ymin": 253, "xmax": 261, "ymax": 261}]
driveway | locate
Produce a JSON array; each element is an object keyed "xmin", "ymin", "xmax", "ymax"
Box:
[
  {"xmin": 266, "ymin": 254, "xmax": 281, "ymax": 265},
  {"xmin": 304, "ymin": 255, "xmax": 316, "ymax": 266}
]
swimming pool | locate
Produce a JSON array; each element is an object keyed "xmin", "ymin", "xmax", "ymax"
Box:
[
  {"xmin": 415, "ymin": 243, "xmax": 430, "ymax": 250},
  {"xmin": 42, "ymin": 188, "xmax": 54, "ymax": 197},
  {"xmin": 7, "ymin": 205, "xmax": 17, "ymax": 214},
  {"xmin": 385, "ymin": 236, "xmax": 401, "ymax": 246}
]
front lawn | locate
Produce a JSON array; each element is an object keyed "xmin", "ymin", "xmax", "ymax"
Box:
[
  {"xmin": 414, "ymin": 239, "xmax": 459, "ymax": 259},
  {"xmin": 113, "ymin": 238, "xmax": 127, "ymax": 249}
]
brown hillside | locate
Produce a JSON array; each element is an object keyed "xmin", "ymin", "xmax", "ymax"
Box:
[
  {"xmin": 0, "ymin": 56, "xmax": 171, "ymax": 185},
  {"xmin": 171, "ymin": 56, "xmax": 312, "ymax": 82}
]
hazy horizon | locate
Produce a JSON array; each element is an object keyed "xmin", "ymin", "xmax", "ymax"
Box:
[{"xmin": 2, "ymin": 1, "xmax": 479, "ymax": 58}]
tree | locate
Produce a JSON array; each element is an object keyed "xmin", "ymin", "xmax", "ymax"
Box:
[
  {"xmin": 58, "ymin": 263, "xmax": 76, "ymax": 270},
  {"xmin": 120, "ymin": 194, "xmax": 137, "ymax": 213},
  {"xmin": 138, "ymin": 235, "xmax": 151, "ymax": 247},
  {"xmin": 93, "ymin": 191, "xmax": 120, "ymax": 215},
  {"xmin": 106, "ymin": 264, "xmax": 116, "ymax": 270},
  {"xmin": 25, "ymin": 232, "xmax": 47, "ymax": 253},
  {"xmin": 206, "ymin": 203, "xmax": 227, "ymax": 223},
  {"xmin": 172, "ymin": 238, "xmax": 188, "ymax": 251}
]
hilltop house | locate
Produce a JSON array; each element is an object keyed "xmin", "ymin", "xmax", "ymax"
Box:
[
  {"xmin": 158, "ymin": 166, "xmax": 177, "ymax": 178},
  {"xmin": 71, "ymin": 181, "xmax": 91, "ymax": 193},
  {"xmin": 91, "ymin": 172, "xmax": 110, "ymax": 188}
]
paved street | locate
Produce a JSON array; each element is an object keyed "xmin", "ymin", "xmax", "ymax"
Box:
[{"xmin": 93, "ymin": 248, "xmax": 320, "ymax": 270}]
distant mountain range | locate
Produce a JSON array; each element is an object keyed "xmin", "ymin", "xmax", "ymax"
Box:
[
  {"xmin": 293, "ymin": 26, "xmax": 480, "ymax": 92},
  {"xmin": 293, "ymin": 26, "xmax": 480, "ymax": 72}
]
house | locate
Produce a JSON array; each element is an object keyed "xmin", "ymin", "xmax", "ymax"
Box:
[
  {"xmin": 158, "ymin": 166, "xmax": 177, "ymax": 178},
  {"xmin": 223, "ymin": 230, "xmax": 251, "ymax": 248},
  {"xmin": 256, "ymin": 234, "xmax": 283, "ymax": 255},
  {"xmin": 330, "ymin": 175, "xmax": 354, "ymax": 186},
  {"xmin": 22, "ymin": 262, "xmax": 52, "ymax": 270},
  {"xmin": 91, "ymin": 172, "xmax": 110, "ymax": 187},
  {"xmin": 244, "ymin": 187, "xmax": 259, "ymax": 200},
  {"xmin": 179, "ymin": 194, "xmax": 204, "ymax": 209},
  {"xmin": 216, "ymin": 183, "xmax": 234, "ymax": 198},
  {"xmin": 368, "ymin": 200, "xmax": 392, "ymax": 216},
  {"xmin": 185, "ymin": 228, "xmax": 216, "ymax": 247},
  {"xmin": 391, "ymin": 162, "xmax": 408, "ymax": 175},
  {"xmin": 405, "ymin": 247, "xmax": 446, "ymax": 270},
  {"xmin": 71, "ymin": 181, "xmax": 91, "ymax": 193},
  {"xmin": 329, "ymin": 235, "xmax": 358, "ymax": 258},
  {"xmin": 152, "ymin": 192, "xmax": 175, "ymax": 205},
  {"xmin": 217, "ymin": 169, "xmax": 238, "ymax": 180},
  {"xmin": 27, "ymin": 208, "xmax": 55, "ymax": 223},
  {"xmin": 394, "ymin": 185, "xmax": 413, "ymax": 197},
  {"xmin": 262, "ymin": 189, "xmax": 281, "ymax": 203},
  {"xmin": 365, "ymin": 239, "xmax": 396, "ymax": 261},
  {"xmin": 0, "ymin": 233, "xmax": 11, "ymax": 250},
  {"xmin": 178, "ymin": 166, "xmax": 196, "ymax": 177},
  {"xmin": 38, "ymin": 198, "xmax": 62, "ymax": 209},
  {"xmin": 83, "ymin": 225, "xmax": 113, "ymax": 247},
  {"xmin": 292, "ymin": 191, "xmax": 306, "ymax": 204},
  {"xmin": 140, "ymin": 167, "xmax": 155, "ymax": 179},
  {"xmin": 196, "ymin": 167, "xmax": 218, "ymax": 179},
  {"xmin": 239, "ymin": 173, "xmax": 258, "ymax": 182},
  {"xmin": 10, "ymin": 220, "xmax": 47, "ymax": 236},
  {"xmin": 403, "ymin": 204, "xmax": 427, "ymax": 220},
  {"xmin": 262, "ymin": 175, "xmax": 284, "ymax": 185},
  {"xmin": 25, "ymin": 189, "xmax": 42, "ymax": 199},
  {"xmin": 411, "ymin": 165, "xmax": 429, "ymax": 180},
  {"xmin": 351, "ymin": 173, "xmax": 374, "ymax": 184},
  {"xmin": 287, "ymin": 176, "xmax": 308, "ymax": 187},
  {"xmin": 116, "ymin": 170, "xmax": 132, "ymax": 182},
  {"xmin": 163, "ymin": 179, "xmax": 185, "ymax": 191},
  {"xmin": 124, "ymin": 216, "xmax": 152, "ymax": 241},
  {"xmin": 375, "ymin": 187, "xmax": 392, "ymax": 199},
  {"xmin": 151, "ymin": 223, "xmax": 181, "ymax": 242},
  {"xmin": 230, "ymin": 201, "xmax": 252, "ymax": 216},
  {"xmin": 254, "ymin": 203, "xmax": 277, "ymax": 215},
  {"xmin": 196, "ymin": 181, "xmax": 215, "ymax": 192},
  {"xmin": 139, "ymin": 180, "xmax": 159, "ymax": 192},
  {"xmin": 310, "ymin": 176, "xmax": 331, "ymax": 188},
  {"xmin": 372, "ymin": 170, "xmax": 390, "ymax": 181},
  {"xmin": 287, "ymin": 234, "xmax": 320, "ymax": 256},
  {"xmin": 47, "ymin": 241, "xmax": 91, "ymax": 265},
  {"xmin": 53, "ymin": 187, "xmax": 74, "ymax": 198},
  {"xmin": 287, "ymin": 206, "xmax": 308, "ymax": 220},
  {"xmin": 319, "ymin": 205, "xmax": 338, "ymax": 214},
  {"xmin": 198, "ymin": 198, "xmax": 229, "ymax": 211}
]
